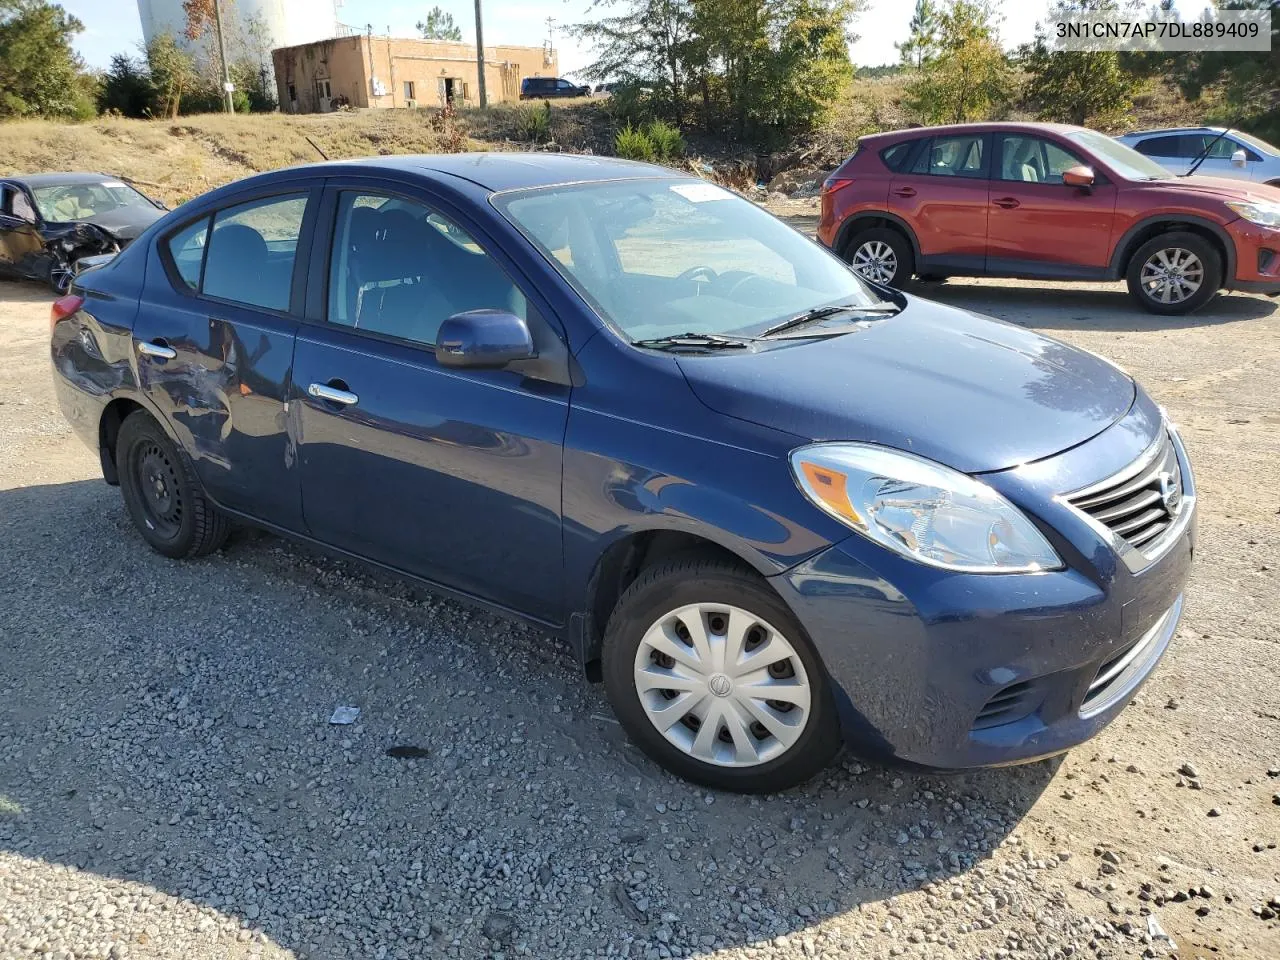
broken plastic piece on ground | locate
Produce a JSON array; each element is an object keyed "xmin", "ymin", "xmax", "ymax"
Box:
[
  {"xmin": 329, "ymin": 705, "xmax": 360, "ymax": 725},
  {"xmin": 1147, "ymin": 914, "xmax": 1176, "ymax": 950}
]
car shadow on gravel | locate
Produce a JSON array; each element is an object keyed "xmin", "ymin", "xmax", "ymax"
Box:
[
  {"xmin": 905, "ymin": 280, "xmax": 1277, "ymax": 331},
  {"xmin": 0, "ymin": 479, "xmax": 1057, "ymax": 959}
]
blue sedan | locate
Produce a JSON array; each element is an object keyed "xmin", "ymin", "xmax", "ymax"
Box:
[{"xmin": 50, "ymin": 154, "xmax": 1195, "ymax": 792}]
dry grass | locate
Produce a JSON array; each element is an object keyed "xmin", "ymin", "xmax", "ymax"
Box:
[
  {"xmin": 0, "ymin": 79, "xmax": 1209, "ymax": 206},
  {"xmin": 0, "ymin": 112, "xmax": 453, "ymax": 206}
]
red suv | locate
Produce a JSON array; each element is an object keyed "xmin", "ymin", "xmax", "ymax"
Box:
[{"xmin": 818, "ymin": 122, "xmax": 1280, "ymax": 314}]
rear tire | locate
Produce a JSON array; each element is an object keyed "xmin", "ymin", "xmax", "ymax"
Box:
[
  {"xmin": 116, "ymin": 411, "xmax": 230, "ymax": 558},
  {"xmin": 602, "ymin": 554, "xmax": 841, "ymax": 793},
  {"xmin": 843, "ymin": 227, "xmax": 914, "ymax": 287},
  {"xmin": 1125, "ymin": 231, "xmax": 1221, "ymax": 315}
]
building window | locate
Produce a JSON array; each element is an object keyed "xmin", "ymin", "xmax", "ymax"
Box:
[
  {"xmin": 463, "ymin": 82, "xmax": 470, "ymax": 101},
  {"xmin": 287, "ymin": 84, "xmax": 297, "ymax": 102},
  {"xmin": 404, "ymin": 81, "xmax": 415, "ymax": 101}
]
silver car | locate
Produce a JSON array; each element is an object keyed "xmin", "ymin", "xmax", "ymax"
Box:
[{"xmin": 1116, "ymin": 127, "xmax": 1280, "ymax": 185}]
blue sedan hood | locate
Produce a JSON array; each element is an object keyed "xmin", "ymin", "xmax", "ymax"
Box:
[{"xmin": 677, "ymin": 299, "xmax": 1135, "ymax": 474}]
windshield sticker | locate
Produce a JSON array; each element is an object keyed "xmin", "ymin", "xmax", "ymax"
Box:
[
  {"xmin": 102, "ymin": 181, "xmax": 126, "ymax": 188},
  {"xmin": 671, "ymin": 182, "xmax": 733, "ymax": 203}
]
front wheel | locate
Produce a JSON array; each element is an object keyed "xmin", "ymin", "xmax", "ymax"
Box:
[
  {"xmin": 602, "ymin": 555, "xmax": 841, "ymax": 793},
  {"xmin": 47, "ymin": 253, "xmax": 73, "ymax": 294},
  {"xmin": 844, "ymin": 227, "xmax": 914, "ymax": 287},
  {"xmin": 1126, "ymin": 231, "xmax": 1222, "ymax": 315}
]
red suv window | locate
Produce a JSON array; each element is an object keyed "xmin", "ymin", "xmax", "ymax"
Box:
[{"xmin": 909, "ymin": 135, "xmax": 987, "ymax": 178}]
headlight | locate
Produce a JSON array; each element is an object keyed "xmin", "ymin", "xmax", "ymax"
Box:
[
  {"xmin": 790, "ymin": 443, "xmax": 1062, "ymax": 573},
  {"xmin": 1225, "ymin": 200, "xmax": 1280, "ymax": 228}
]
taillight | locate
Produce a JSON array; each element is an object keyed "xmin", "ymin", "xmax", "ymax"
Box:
[
  {"xmin": 50, "ymin": 294, "xmax": 84, "ymax": 333},
  {"xmin": 822, "ymin": 176, "xmax": 855, "ymax": 196}
]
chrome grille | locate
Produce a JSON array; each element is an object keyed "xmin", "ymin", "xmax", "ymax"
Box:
[{"xmin": 1067, "ymin": 432, "xmax": 1184, "ymax": 552}]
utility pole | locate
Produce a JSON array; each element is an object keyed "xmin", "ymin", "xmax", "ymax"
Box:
[
  {"xmin": 473, "ymin": 0, "xmax": 487, "ymax": 108},
  {"xmin": 212, "ymin": 0, "xmax": 234, "ymax": 113}
]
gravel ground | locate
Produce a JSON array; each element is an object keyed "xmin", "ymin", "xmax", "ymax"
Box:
[{"xmin": 2, "ymin": 231, "xmax": 1279, "ymax": 960}]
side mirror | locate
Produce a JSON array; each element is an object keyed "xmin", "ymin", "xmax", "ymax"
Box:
[
  {"xmin": 1231, "ymin": 148, "xmax": 1248, "ymax": 168},
  {"xmin": 1062, "ymin": 165, "xmax": 1095, "ymax": 188},
  {"xmin": 436, "ymin": 309, "xmax": 536, "ymax": 369}
]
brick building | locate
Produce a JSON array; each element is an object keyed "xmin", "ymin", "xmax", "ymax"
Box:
[{"xmin": 272, "ymin": 33, "xmax": 558, "ymax": 113}]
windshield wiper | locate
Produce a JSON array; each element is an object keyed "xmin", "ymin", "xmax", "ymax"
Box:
[
  {"xmin": 760, "ymin": 303, "xmax": 899, "ymax": 339},
  {"xmin": 631, "ymin": 332, "xmax": 753, "ymax": 351}
]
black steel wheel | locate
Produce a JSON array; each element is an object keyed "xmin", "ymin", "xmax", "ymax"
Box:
[{"xmin": 116, "ymin": 411, "xmax": 230, "ymax": 558}]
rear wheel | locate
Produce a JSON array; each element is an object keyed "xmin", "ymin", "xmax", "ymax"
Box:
[
  {"xmin": 116, "ymin": 411, "xmax": 230, "ymax": 558},
  {"xmin": 1126, "ymin": 231, "xmax": 1221, "ymax": 315},
  {"xmin": 843, "ymin": 227, "xmax": 914, "ymax": 287},
  {"xmin": 602, "ymin": 555, "xmax": 841, "ymax": 793}
]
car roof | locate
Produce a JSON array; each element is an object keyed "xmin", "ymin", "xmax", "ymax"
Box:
[
  {"xmin": 5, "ymin": 172, "xmax": 120, "ymax": 187},
  {"xmin": 1119, "ymin": 127, "xmax": 1227, "ymax": 138},
  {"xmin": 859, "ymin": 122, "xmax": 1090, "ymax": 145},
  {"xmin": 236, "ymin": 153, "xmax": 688, "ymax": 194}
]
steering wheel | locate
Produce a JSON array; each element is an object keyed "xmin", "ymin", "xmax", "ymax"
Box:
[
  {"xmin": 675, "ymin": 266, "xmax": 718, "ymax": 285},
  {"xmin": 718, "ymin": 271, "xmax": 765, "ymax": 298}
]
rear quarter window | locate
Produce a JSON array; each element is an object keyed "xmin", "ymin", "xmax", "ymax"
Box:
[
  {"xmin": 165, "ymin": 217, "xmax": 210, "ymax": 290},
  {"xmin": 879, "ymin": 141, "xmax": 916, "ymax": 172}
]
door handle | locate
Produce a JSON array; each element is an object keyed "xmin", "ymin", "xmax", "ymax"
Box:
[
  {"xmin": 892, "ymin": 187, "xmax": 917, "ymax": 198},
  {"xmin": 137, "ymin": 339, "xmax": 176, "ymax": 360},
  {"xmin": 308, "ymin": 382, "xmax": 359, "ymax": 406},
  {"xmin": 992, "ymin": 197, "xmax": 1020, "ymax": 209}
]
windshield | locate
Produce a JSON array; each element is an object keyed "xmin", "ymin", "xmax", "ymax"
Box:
[
  {"xmin": 1232, "ymin": 130, "xmax": 1277, "ymax": 155},
  {"xmin": 32, "ymin": 180, "xmax": 156, "ymax": 221},
  {"xmin": 1069, "ymin": 130, "xmax": 1174, "ymax": 180},
  {"xmin": 494, "ymin": 178, "xmax": 885, "ymax": 341}
]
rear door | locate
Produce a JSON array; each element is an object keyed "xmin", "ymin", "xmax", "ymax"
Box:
[
  {"xmin": 291, "ymin": 179, "xmax": 570, "ymax": 622},
  {"xmin": 986, "ymin": 132, "xmax": 1118, "ymax": 277},
  {"xmin": 134, "ymin": 184, "xmax": 320, "ymax": 531},
  {"xmin": 886, "ymin": 132, "xmax": 991, "ymax": 274},
  {"xmin": 1132, "ymin": 134, "xmax": 1197, "ymax": 176}
]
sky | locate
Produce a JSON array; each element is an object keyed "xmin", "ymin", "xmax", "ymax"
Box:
[{"xmin": 65, "ymin": 0, "xmax": 1217, "ymax": 76}]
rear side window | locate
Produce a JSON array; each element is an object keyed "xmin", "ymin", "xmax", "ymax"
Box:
[
  {"xmin": 202, "ymin": 194, "xmax": 308, "ymax": 311},
  {"xmin": 166, "ymin": 217, "xmax": 210, "ymax": 289},
  {"xmin": 1136, "ymin": 135, "xmax": 1193, "ymax": 159},
  {"xmin": 880, "ymin": 141, "xmax": 915, "ymax": 172},
  {"xmin": 911, "ymin": 135, "xmax": 986, "ymax": 177}
]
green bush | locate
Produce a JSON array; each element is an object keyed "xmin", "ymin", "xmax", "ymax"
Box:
[
  {"xmin": 645, "ymin": 119, "xmax": 684, "ymax": 160},
  {"xmin": 516, "ymin": 100, "xmax": 551, "ymax": 143},
  {"xmin": 614, "ymin": 123, "xmax": 656, "ymax": 161}
]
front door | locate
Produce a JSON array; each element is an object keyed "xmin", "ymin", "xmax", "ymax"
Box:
[
  {"xmin": 0, "ymin": 182, "xmax": 48, "ymax": 280},
  {"xmin": 886, "ymin": 132, "xmax": 991, "ymax": 274},
  {"xmin": 986, "ymin": 133, "xmax": 1118, "ymax": 277},
  {"xmin": 132, "ymin": 187, "xmax": 318, "ymax": 530},
  {"xmin": 291, "ymin": 184, "xmax": 570, "ymax": 622}
]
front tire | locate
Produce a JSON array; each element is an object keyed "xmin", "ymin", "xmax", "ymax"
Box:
[
  {"xmin": 1126, "ymin": 231, "xmax": 1221, "ymax": 315},
  {"xmin": 116, "ymin": 411, "xmax": 230, "ymax": 558},
  {"xmin": 48, "ymin": 254, "xmax": 73, "ymax": 295},
  {"xmin": 843, "ymin": 226, "xmax": 914, "ymax": 287},
  {"xmin": 602, "ymin": 555, "xmax": 841, "ymax": 793}
]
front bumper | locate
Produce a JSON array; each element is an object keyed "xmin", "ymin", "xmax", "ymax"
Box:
[
  {"xmin": 771, "ymin": 402, "xmax": 1196, "ymax": 770},
  {"xmin": 1226, "ymin": 219, "xmax": 1280, "ymax": 294}
]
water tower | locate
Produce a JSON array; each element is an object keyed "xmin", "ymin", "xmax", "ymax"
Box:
[{"xmin": 136, "ymin": 0, "xmax": 338, "ymax": 57}]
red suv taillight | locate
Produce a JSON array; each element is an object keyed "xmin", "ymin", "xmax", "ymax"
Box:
[
  {"xmin": 822, "ymin": 175, "xmax": 855, "ymax": 196},
  {"xmin": 50, "ymin": 294, "xmax": 84, "ymax": 333}
]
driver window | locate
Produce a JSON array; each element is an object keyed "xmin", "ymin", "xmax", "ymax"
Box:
[
  {"xmin": 999, "ymin": 135, "xmax": 1085, "ymax": 184},
  {"xmin": 327, "ymin": 191, "xmax": 527, "ymax": 347},
  {"xmin": 4, "ymin": 188, "xmax": 36, "ymax": 221}
]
